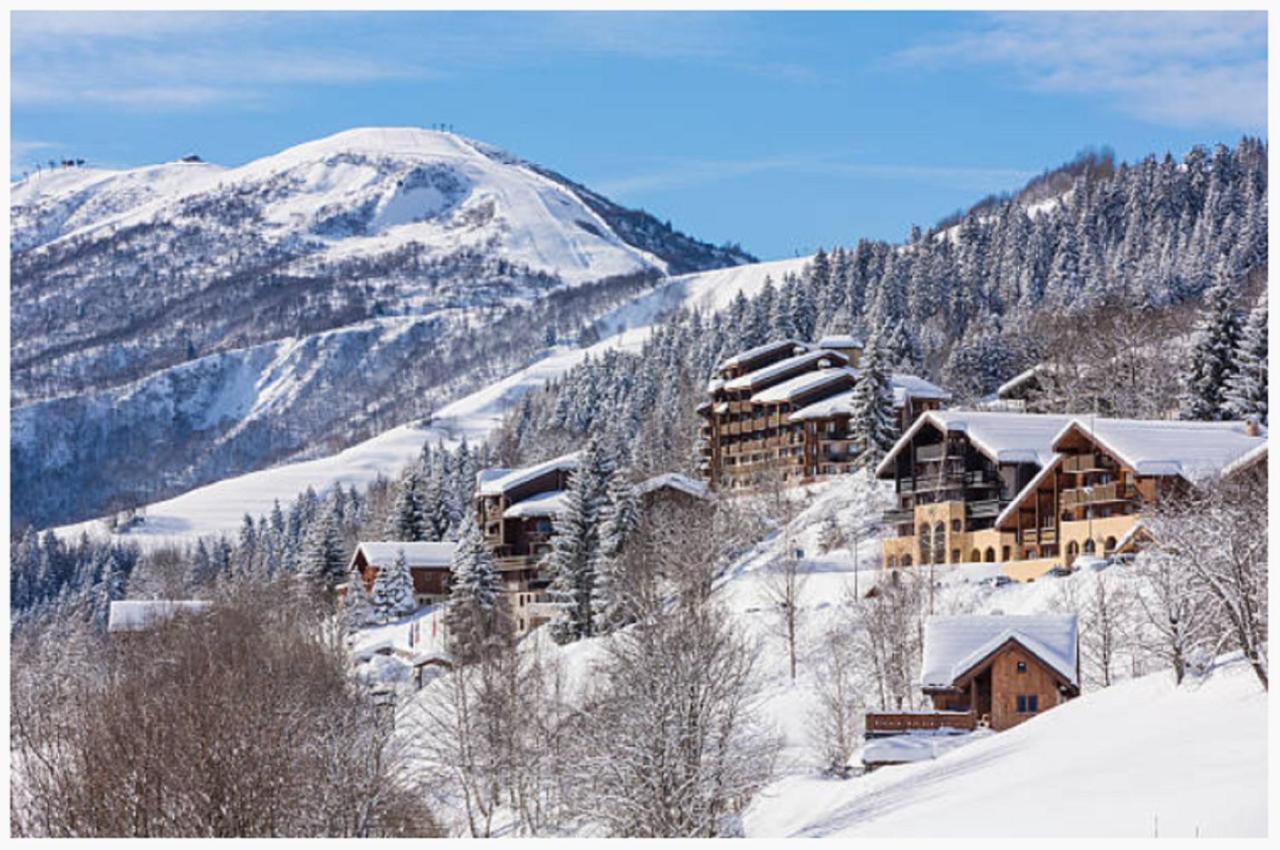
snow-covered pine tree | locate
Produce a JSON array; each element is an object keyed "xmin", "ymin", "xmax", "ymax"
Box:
[
  {"xmin": 1226, "ymin": 294, "xmax": 1267, "ymax": 424},
  {"xmin": 849, "ymin": 332, "xmax": 897, "ymax": 471},
  {"xmin": 445, "ymin": 511, "xmax": 503, "ymax": 653},
  {"xmin": 372, "ymin": 549, "xmax": 416, "ymax": 622},
  {"xmin": 343, "ymin": 567, "xmax": 375, "ymax": 634},
  {"xmin": 1181, "ymin": 264, "xmax": 1244, "ymax": 421},
  {"xmin": 548, "ymin": 439, "xmax": 611, "ymax": 644},
  {"xmin": 592, "ymin": 469, "xmax": 642, "ymax": 632},
  {"xmin": 384, "ymin": 468, "xmax": 427, "ymax": 541},
  {"xmin": 300, "ymin": 503, "xmax": 347, "ymax": 595}
]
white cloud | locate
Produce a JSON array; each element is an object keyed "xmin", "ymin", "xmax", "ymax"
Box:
[{"xmin": 892, "ymin": 12, "xmax": 1266, "ymax": 129}]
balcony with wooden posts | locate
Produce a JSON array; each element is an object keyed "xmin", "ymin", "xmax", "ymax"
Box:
[
  {"xmin": 1061, "ymin": 452, "xmax": 1108, "ymax": 474},
  {"xmin": 1060, "ymin": 481, "xmax": 1138, "ymax": 507},
  {"xmin": 864, "ymin": 710, "xmax": 978, "ymax": 738}
]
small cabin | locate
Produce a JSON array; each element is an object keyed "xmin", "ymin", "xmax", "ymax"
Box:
[
  {"xmin": 865, "ymin": 614, "xmax": 1079, "ymax": 748},
  {"xmin": 349, "ymin": 541, "xmax": 458, "ymax": 609}
]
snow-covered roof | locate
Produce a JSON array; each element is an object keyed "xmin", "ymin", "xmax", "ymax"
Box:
[
  {"xmin": 818, "ymin": 334, "xmax": 863, "ymax": 349},
  {"xmin": 107, "ymin": 600, "xmax": 212, "ymax": 633},
  {"xmin": 993, "ymin": 457, "xmax": 1063, "ymax": 529},
  {"xmin": 716, "ymin": 339, "xmax": 807, "ymax": 372},
  {"xmin": 875, "ymin": 411, "xmax": 1075, "ymax": 478},
  {"xmin": 502, "ymin": 489, "xmax": 569, "ymax": 519},
  {"xmin": 724, "ymin": 349, "xmax": 847, "ymax": 392},
  {"xmin": 920, "ymin": 615, "xmax": 1079, "ymax": 690},
  {"xmin": 996, "ymin": 364, "xmax": 1048, "ymax": 398},
  {"xmin": 1222, "ymin": 441, "xmax": 1267, "ymax": 479},
  {"xmin": 891, "ymin": 373, "xmax": 952, "ymax": 403},
  {"xmin": 786, "ymin": 373, "xmax": 952, "ymax": 422},
  {"xmin": 1053, "ymin": 417, "xmax": 1267, "ymax": 484},
  {"xmin": 353, "ymin": 541, "xmax": 457, "ymax": 568},
  {"xmin": 751, "ymin": 365, "xmax": 858, "ymax": 404},
  {"xmin": 637, "ymin": 472, "xmax": 709, "ymax": 500},
  {"xmin": 477, "ymin": 451, "xmax": 579, "ymax": 496}
]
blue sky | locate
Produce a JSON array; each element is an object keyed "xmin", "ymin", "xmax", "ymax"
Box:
[{"xmin": 10, "ymin": 10, "xmax": 1268, "ymax": 260}]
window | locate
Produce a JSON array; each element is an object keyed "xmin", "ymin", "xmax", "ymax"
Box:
[
  {"xmin": 1016, "ymin": 661, "xmax": 1027, "ymax": 673},
  {"xmin": 1084, "ymin": 539, "xmax": 1097, "ymax": 554},
  {"xmin": 951, "ymin": 519, "xmax": 962, "ymax": 533},
  {"xmin": 1016, "ymin": 694, "xmax": 1039, "ymax": 713}
]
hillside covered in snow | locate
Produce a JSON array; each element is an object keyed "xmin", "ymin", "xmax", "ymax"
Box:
[{"xmin": 12, "ymin": 127, "xmax": 754, "ymax": 529}]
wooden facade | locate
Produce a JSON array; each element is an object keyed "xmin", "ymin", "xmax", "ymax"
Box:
[
  {"xmin": 923, "ymin": 639, "xmax": 1078, "ymax": 732},
  {"xmin": 698, "ymin": 337, "xmax": 949, "ymax": 491},
  {"xmin": 877, "ymin": 412, "xmax": 1071, "ymax": 572},
  {"xmin": 349, "ymin": 542, "xmax": 456, "ymax": 609}
]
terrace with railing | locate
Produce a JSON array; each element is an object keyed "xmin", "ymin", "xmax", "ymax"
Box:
[{"xmin": 863, "ymin": 710, "xmax": 979, "ymax": 738}]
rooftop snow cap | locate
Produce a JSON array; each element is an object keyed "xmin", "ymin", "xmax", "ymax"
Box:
[
  {"xmin": 476, "ymin": 451, "xmax": 579, "ymax": 496},
  {"xmin": 1052, "ymin": 417, "xmax": 1268, "ymax": 484},
  {"xmin": 876, "ymin": 410, "xmax": 1075, "ymax": 478},
  {"xmin": 352, "ymin": 541, "xmax": 457, "ymax": 568},
  {"xmin": 920, "ymin": 614, "xmax": 1079, "ymax": 690}
]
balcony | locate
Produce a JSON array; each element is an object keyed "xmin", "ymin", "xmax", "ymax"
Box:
[
  {"xmin": 1061, "ymin": 481, "xmax": 1138, "ymax": 507},
  {"xmin": 882, "ymin": 507, "xmax": 915, "ymax": 525},
  {"xmin": 1021, "ymin": 527, "xmax": 1057, "ymax": 545},
  {"xmin": 864, "ymin": 710, "xmax": 977, "ymax": 737},
  {"xmin": 1062, "ymin": 452, "xmax": 1106, "ymax": 473},
  {"xmin": 965, "ymin": 499, "xmax": 1003, "ymax": 520}
]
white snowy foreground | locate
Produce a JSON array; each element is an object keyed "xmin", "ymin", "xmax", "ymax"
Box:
[{"xmin": 744, "ymin": 656, "xmax": 1266, "ymax": 838}]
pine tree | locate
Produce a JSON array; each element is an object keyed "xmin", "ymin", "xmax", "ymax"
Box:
[
  {"xmin": 384, "ymin": 469, "xmax": 426, "ymax": 541},
  {"xmin": 301, "ymin": 503, "xmax": 347, "ymax": 595},
  {"xmin": 1182, "ymin": 265, "xmax": 1244, "ymax": 421},
  {"xmin": 592, "ymin": 470, "xmax": 642, "ymax": 632},
  {"xmin": 1226, "ymin": 295, "xmax": 1268, "ymax": 424},
  {"xmin": 343, "ymin": 567, "xmax": 375, "ymax": 634},
  {"xmin": 445, "ymin": 511, "xmax": 503, "ymax": 653},
  {"xmin": 548, "ymin": 440, "xmax": 611, "ymax": 643},
  {"xmin": 372, "ymin": 549, "xmax": 417, "ymax": 621},
  {"xmin": 849, "ymin": 332, "xmax": 898, "ymax": 470}
]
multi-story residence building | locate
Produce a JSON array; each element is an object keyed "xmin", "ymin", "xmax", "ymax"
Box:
[
  {"xmin": 474, "ymin": 454, "xmax": 711, "ymax": 634},
  {"xmin": 698, "ymin": 336, "xmax": 950, "ymax": 490},
  {"xmin": 876, "ymin": 411, "xmax": 1074, "ymax": 570},
  {"xmin": 877, "ymin": 410, "xmax": 1267, "ymax": 580},
  {"xmin": 992, "ymin": 416, "xmax": 1266, "ymax": 580}
]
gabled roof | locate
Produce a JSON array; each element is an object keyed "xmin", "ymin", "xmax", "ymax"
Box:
[
  {"xmin": 920, "ymin": 615, "xmax": 1079, "ymax": 690},
  {"xmin": 352, "ymin": 541, "xmax": 457, "ymax": 569},
  {"xmin": 751, "ymin": 365, "xmax": 858, "ymax": 404},
  {"xmin": 476, "ymin": 451, "xmax": 579, "ymax": 496},
  {"xmin": 993, "ymin": 455, "xmax": 1063, "ymax": 529},
  {"xmin": 724, "ymin": 349, "xmax": 847, "ymax": 392},
  {"xmin": 637, "ymin": 472, "xmax": 709, "ymax": 500},
  {"xmin": 875, "ymin": 410, "xmax": 1074, "ymax": 478},
  {"xmin": 1052, "ymin": 417, "xmax": 1267, "ymax": 484},
  {"xmin": 107, "ymin": 600, "xmax": 213, "ymax": 633},
  {"xmin": 501, "ymin": 490, "xmax": 569, "ymax": 519},
  {"xmin": 787, "ymin": 373, "xmax": 953, "ymax": 422},
  {"xmin": 716, "ymin": 339, "xmax": 807, "ymax": 373}
]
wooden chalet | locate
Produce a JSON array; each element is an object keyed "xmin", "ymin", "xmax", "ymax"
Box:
[
  {"xmin": 992, "ymin": 417, "xmax": 1267, "ymax": 580},
  {"xmin": 349, "ymin": 541, "xmax": 458, "ymax": 609},
  {"xmin": 875, "ymin": 411, "xmax": 1074, "ymax": 571},
  {"xmin": 698, "ymin": 337, "xmax": 950, "ymax": 491},
  {"xmin": 865, "ymin": 614, "xmax": 1080, "ymax": 750}
]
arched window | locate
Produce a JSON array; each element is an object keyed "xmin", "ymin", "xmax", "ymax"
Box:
[
  {"xmin": 969, "ymin": 549, "xmax": 981, "ymax": 562},
  {"xmin": 951, "ymin": 519, "xmax": 962, "ymax": 533},
  {"xmin": 918, "ymin": 524, "xmax": 931, "ymax": 564},
  {"xmin": 1084, "ymin": 539, "xmax": 1097, "ymax": 554},
  {"xmin": 902, "ymin": 554, "xmax": 913, "ymax": 567},
  {"xmin": 951, "ymin": 549, "xmax": 961, "ymax": 564},
  {"xmin": 985, "ymin": 548, "xmax": 996, "ymax": 562},
  {"xmin": 886, "ymin": 555, "xmax": 898, "ymax": 569},
  {"xmin": 1067, "ymin": 541, "xmax": 1079, "ymax": 557},
  {"xmin": 933, "ymin": 522, "xmax": 946, "ymax": 565},
  {"xmin": 1104, "ymin": 536, "xmax": 1117, "ymax": 554}
]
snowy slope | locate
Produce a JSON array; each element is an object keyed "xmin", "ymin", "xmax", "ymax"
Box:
[
  {"xmin": 54, "ymin": 328, "xmax": 654, "ymax": 547},
  {"xmin": 744, "ymin": 657, "xmax": 1266, "ymax": 838},
  {"xmin": 10, "ymin": 159, "xmax": 226, "ymax": 251},
  {"xmin": 48, "ymin": 249, "xmax": 809, "ymax": 545}
]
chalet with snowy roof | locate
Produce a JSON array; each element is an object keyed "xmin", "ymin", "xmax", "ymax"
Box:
[
  {"xmin": 865, "ymin": 614, "xmax": 1080, "ymax": 748},
  {"xmin": 107, "ymin": 600, "xmax": 212, "ymax": 634},
  {"xmin": 349, "ymin": 541, "xmax": 458, "ymax": 609},
  {"xmin": 636, "ymin": 472, "xmax": 710, "ymax": 510},
  {"xmin": 876, "ymin": 410, "xmax": 1074, "ymax": 571},
  {"xmin": 992, "ymin": 417, "xmax": 1267, "ymax": 580},
  {"xmin": 698, "ymin": 337, "xmax": 950, "ymax": 490}
]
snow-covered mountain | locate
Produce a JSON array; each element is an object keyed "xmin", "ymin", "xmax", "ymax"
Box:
[{"xmin": 12, "ymin": 127, "xmax": 755, "ymax": 529}]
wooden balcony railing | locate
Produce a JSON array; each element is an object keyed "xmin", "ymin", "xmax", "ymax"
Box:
[
  {"xmin": 864, "ymin": 710, "xmax": 977, "ymax": 736},
  {"xmin": 1061, "ymin": 481, "xmax": 1137, "ymax": 506}
]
